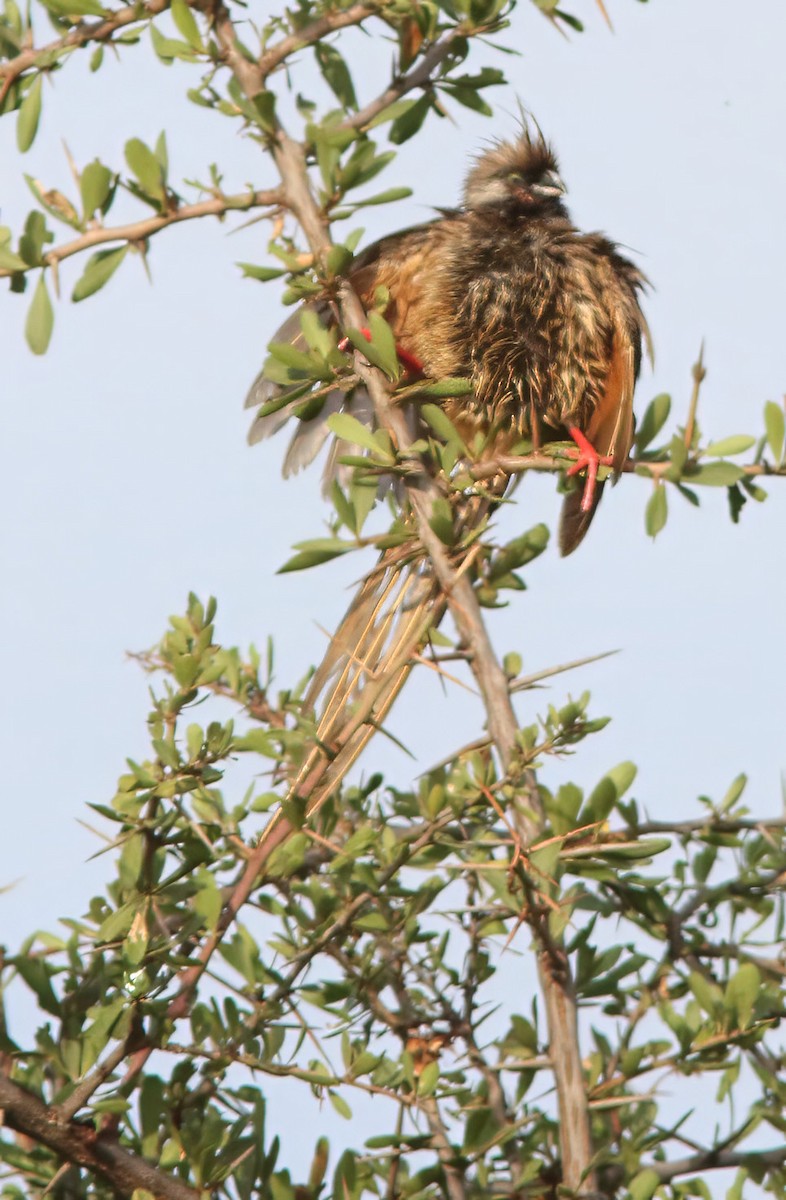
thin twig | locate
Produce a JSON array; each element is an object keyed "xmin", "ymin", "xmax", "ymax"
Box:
[
  {"xmin": 259, "ymin": 3, "xmax": 378, "ymax": 79},
  {"xmin": 338, "ymin": 27, "xmax": 467, "ymax": 133},
  {"xmin": 0, "ymin": 189, "xmax": 281, "ymax": 279},
  {"xmin": 652, "ymin": 1145, "xmax": 786, "ymax": 1184},
  {"xmin": 0, "ymin": 0, "xmax": 171, "ymax": 101}
]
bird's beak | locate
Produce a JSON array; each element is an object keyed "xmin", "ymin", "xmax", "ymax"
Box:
[{"xmin": 531, "ymin": 170, "xmax": 566, "ymax": 198}]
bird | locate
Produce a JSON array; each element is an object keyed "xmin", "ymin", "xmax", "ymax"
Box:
[{"xmin": 244, "ymin": 128, "xmax": 649, "ymax": 851}]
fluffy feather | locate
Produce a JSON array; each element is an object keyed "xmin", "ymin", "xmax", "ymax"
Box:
[{"xmin": 245, "ymin": 130, "xmax": 649, "ymax": 832}]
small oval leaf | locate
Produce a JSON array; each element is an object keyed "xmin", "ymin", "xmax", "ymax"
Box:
[
  {"xmin": 703, "ymin": 435, "xmax": 756, "ymax": 458},
  {"xmin": 645, "ymin": 483, "xmax": 667, "ymax": 538},
  {"xmin": 72, "ymin": 245, "xmax": 128, "ymax": 302},
  {"xmin": 16, "ymin": 75, "xmax": 42, "ymax": 153},
  {"xmin": 764, "ymin": 400, "xmax": 785, "ymax": 465},
  {"xmin": 25, "ymin": 271, "xmax": 54, "ymax": 354}
]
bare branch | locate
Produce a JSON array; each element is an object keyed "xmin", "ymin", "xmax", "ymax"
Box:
[
  {"xmin": 0, "ymin": 189, "xmax": 281, "ymax": 279},
  {"xmin": 652, "ymin": 1145, "xmax": 786, "ymax": 1184},
  {"xmin": 629, "ymin": 815, "xmax": 786, "ymax": 836},
  {"xmin": 421, "ymin": 1095, "xmax": 469, "ymax": 1200},
  {"xmin": 0, "ymin": 0, "xmax": 170, "ymax": 103},
  {"xmin": 470, "ymin": 448, "xmax": 786, "ymax": 483},
  {"xmin": 259, "ymin": 3, "xmax": 378, "ymax": 79},
  {"xmin": 0, "ymin": 1074, "xmax": 199, "ymax": 1200}
]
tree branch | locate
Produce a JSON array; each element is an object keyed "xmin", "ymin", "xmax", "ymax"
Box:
[
  {"xmin": 470, "ymin": 449, "xmax": 786, "ymax": 483},
  {"xmin": 0, "ymin": 0, "xmax": 170, "ymax": 103},
  {"xmin": 258, "ymin": 3, "xmax": 378, "ymax": 80},
  {"xmin": 0, "ymin": 1074, "xmax": 199, "ymax": 1200},
  {"xmin": 338, "ymin": 26, "xmax": 468, "ymax": 133},
  {"xmin": 651, "ymin": 1144, "xmax": 786, "ymax": 1184},
  {"xmin": 192, "ymin": 7, "xmax": 595, "ymax": 1190},
  {"xmin": 629, "ymin": 815, "xmax": 786, "ymax": 836},
  {"xmin": 0, "ymin": 188, "xmax": 281, "ymax": 279}
]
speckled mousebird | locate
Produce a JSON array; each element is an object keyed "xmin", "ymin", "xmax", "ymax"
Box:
[
  {"xmin": 247, "ymin": 128, "xmax": 649, "ymax": 552},
  {"xmin": 244, "ymin": 129, "xmax": 650, "ymax": 837}
]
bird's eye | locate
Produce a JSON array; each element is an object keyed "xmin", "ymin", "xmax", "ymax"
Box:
[{"xmin": 507, "ymin": 171, "xmax": 526, "ymax": 184}]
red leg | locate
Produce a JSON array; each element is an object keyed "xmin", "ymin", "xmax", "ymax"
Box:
[
  {"xmin": 565, "ymin": 426, "xmax": 614, "ymax": 513},
  {"xmin": 338, "ymin": 329, "xmax": 424, "ymax": 378}
]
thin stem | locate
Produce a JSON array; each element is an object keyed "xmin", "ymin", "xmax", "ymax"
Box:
[{"xmin": 0, "ymin": 189, "xmax": 281, "ymax": 279}]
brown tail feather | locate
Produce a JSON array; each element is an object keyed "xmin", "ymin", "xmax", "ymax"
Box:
[
  {"xmin": 252, "ymin": 483, "xmax": 505, "ymax": 863},
  {"xmin": 558, "ymin": 479, "xmax": 605, "ymax": 556}
]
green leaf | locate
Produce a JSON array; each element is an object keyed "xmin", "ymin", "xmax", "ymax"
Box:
[
  {"xmin": 348, "ymin": 310, "xmax": 399, "ymax": 379},
  {"xmin": 417, "ymin": 1061, "xmax": 441, "ymax": 1097},
  {"xmin": 429, "ymin": 497, "xmax": 455, "ymax": 545},
  {"xmin": 720, "ymin": 772, "xmax": 747, "ymax": 812},
  {"xmin": 14, "ymin": 955, "xmax": 60, "ymax": 1015},
  {"xmin": 315, "ymin": 43, "xmax": 357, "ymax": 110},
  {"xmin": 764, "ymin": 400, "xmax": 785, "ymax": 464},
  {"xmin": 725, "ymin": 962, "xmax": 760, "ymax": 1029},
  {"xmin": 634, "ymin": 392, "xmax": 671, "ymax": 453},
  {"xmin": 688, "ymin": 462, "xmax": 745, "ymax": 486},
  {"xmin": 25, "ymin": 272, "xmax": 54, "ymax": 354},
  {"xmin": 16, "ymin": 75, "xmax": 42, "ymax": 153},
  {"xmin": 44, "ymin": 0, "xmax": 106, "ymax": 16},
  {"xmin": 703, "ymin": 435, "xmax": 756, "ymax": 458},
  {"xmin": 584, "ymin": 762, "xmax": 637, "ymax": 822},
  {"xmin": 351, "ymin": 186, "xmax": 413, "ymax": 209},
  {"xmin": 72, "ymin": 246, "xmax": 128, "ymax": 302},
  {"xmin": 441, "ymin": 83, "xmax": 492, "ymax": 116},
  {"xmin": 149, "ymin": 22, "xmax": 193, "ymax": 61},
  {"xmin": 329, "ymin": 1091, "xmax": 353, "ymax": 1119},
  {"xmin": 238, "ymin": 261, "xmax": 286, "ymax": 282},
  {"xmin": 80, "ymin": 159, "xmax": 113, "ymax": 218},
  {"xmin": 0, "ymin": 241, "xmax": 27, "ymax": 272},
  {"xmin": 125, "ymin": 137, "xmax": 165, "ymax": 200},
  {"xmin": 300, "ymin": 308, "xmax": 333, "ymax": 357},
  {"xmin": 251, "ymin": 90, "xmax": 277, "ymax": 133},
  {"xmin": 19, "ymin": 209, "xmax": 52, "ymax": 266},
  {"xmin": 628, "ymin": 1169, "xmax": 660, "ymax": 1200},
  {"xmin": 688, "ymin": 969, "xmax": 723, "ymax": 1015},
  {"xmin": 171, "ymin": 0, "xmax": 203, "ymax": 48},
  {"xmin": 488, "ymin": 524, "xmax": 549, "ymax": 579},
  {"xmin": 390, "ymin": 94, "xmax": 431, "ymax": 144},
  {"xmin": 398, "ymin": 376, "xmax": 473, "ymax": 400},
  {"xmin": 421, "ymin": 403, "xmax": 465, "ymax": 446},
  {"xmin": 327, "ymin": 411, "xmax": 390, "ymax": 457},
  {"xmin": 725, "ymin": 1170, "xmax": 747, "ymax": 1200},
  {"xmin": 645, "ymin": 482, "xmax": 667, "ymax": 538},
  {"xmin": 278, "ymin": 540, "xmax": 354, "ymax": 573}
]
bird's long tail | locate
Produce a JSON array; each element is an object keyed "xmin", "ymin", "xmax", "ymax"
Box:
[{"xmin": 253, "ymin": 485, "xmax": 500, "ymax": 863}]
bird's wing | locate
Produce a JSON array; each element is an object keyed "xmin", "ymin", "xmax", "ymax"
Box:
[{"xmin": 243, "ymin": 219, "xmax": 443, "ymax": 492}]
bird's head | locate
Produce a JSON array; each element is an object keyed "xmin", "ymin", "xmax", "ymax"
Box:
[{"xmin": 464, "ymin": 132, "xmax": 566, "ymax": 213}]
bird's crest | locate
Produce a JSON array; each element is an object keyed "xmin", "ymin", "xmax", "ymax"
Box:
[{"xmin": 464, "ymin": 126, "xmax": 563, "ymax": 209}]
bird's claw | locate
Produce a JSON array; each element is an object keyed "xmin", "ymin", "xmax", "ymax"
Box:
[{"xmin": 565, "ymin": 426, "xmax": 614, "ymax": 513}]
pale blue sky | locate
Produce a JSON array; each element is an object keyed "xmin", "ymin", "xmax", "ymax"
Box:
[{"xmin": 1, "ymin": 0, "xmax": 785, "ymax": 1058}]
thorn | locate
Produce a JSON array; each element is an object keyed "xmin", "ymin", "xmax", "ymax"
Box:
[{"xmin": 595, "ymin": 0, "xmax": 614, "ymax": 31}]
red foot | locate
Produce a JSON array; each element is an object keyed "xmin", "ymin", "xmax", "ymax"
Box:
[
  {"xmin": 565, "ymin": 426, "xmax": 614, "ymax": 513},
  {"xmin": 338, "ymin": 328, "xmax": 424, "ymax": 378}
]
